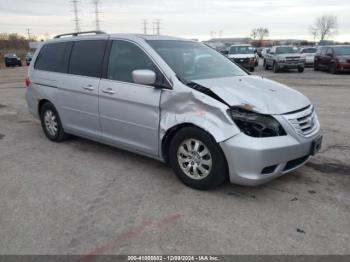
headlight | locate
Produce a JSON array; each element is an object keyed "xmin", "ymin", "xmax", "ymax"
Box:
[
  {"xmin": 277, "ymin": 57, "xmax": 286, "ymax": 62},
  {"xmin": 339, "ymin": 58, "xmax": 346, "ymax": 63},
  {"xmin": 230, "ymin": 107, "xmax": 286, "ymax": 137}
]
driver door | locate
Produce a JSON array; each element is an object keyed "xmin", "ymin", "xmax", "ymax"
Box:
[{"xmin": 98, "ymin": 40, "xmax": 165, "ymax": 156}]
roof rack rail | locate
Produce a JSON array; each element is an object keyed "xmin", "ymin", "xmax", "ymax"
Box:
[{"xmin": 54, "ymin": 30, "xmax": 106, "ymax": 39}]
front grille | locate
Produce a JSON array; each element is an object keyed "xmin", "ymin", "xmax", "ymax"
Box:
[
  {"xmin": 234, "ymin": 58, "xmax": 250, "ymax": 64},
  {"xmin": 285, "ymin": 56, "xmax": 301, "ymax": 63},
  {"xmin": 284, "ymin": 106, "xmax": 319, "ymax": 137}
]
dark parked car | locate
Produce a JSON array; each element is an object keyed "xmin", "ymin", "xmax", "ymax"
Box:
[
  {"xmin": 26, "ymin": 52, "xmax": 33, "ymax": 66},
  {"xmin": 314, "ymin": 45, "xmax": 350, "ymax": 74},
  {"xmin": 4, "ymin": 53, "xmax": 22, "ymax": 67}
]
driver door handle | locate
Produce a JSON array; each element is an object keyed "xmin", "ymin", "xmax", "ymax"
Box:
[{"xmin": 101, "ymin": 88, "xmax": 115, "ymax": 95}]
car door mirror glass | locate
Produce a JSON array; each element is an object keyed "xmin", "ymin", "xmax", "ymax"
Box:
[{"xmin": 132, "ymin": 69, "xmax": 156, "ymax": 86}]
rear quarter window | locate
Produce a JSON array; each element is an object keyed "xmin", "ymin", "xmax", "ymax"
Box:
[
  {"xmin": 68, "ymin": 40, "xmax": 106, "ymax": 78},
  {"xmin": 34, "ymin": 42, "xmax": 70, "ymax": 73}
]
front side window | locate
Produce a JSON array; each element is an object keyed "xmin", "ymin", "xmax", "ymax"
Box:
[
  {"xmin": 147, "ymin": 40, "xmax": 246, "ymax": 81},
  {"xmin": 107, "ymin": 40, "xmax": 159, "ymax": 83},
  {"xmin": 69, "ymin": 40, "xmax": 106, "ymax": 78},
  {"xmin": 326, "ymin": 48, "xmax": 333, "ymax": 56},
  {"xmin": 321, "ymin": 47, "xmax": 328, "ymax": 55},
  {"xmin": 35, "ymin": 42, "xmax": 69, "ymax": 73}
]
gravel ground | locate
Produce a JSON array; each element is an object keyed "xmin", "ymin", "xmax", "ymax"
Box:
[{"xmin": 0, "ymin": 65, "xmax": 349, "ymax": 255}]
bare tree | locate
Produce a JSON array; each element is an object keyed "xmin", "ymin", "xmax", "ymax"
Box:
[
  {"xmin": 310, "ymin": 15, "xmax": 338, "ymax": 41},
  {"xmin": 250, "ymin": 28, "xmax": 258, "ymax": 40},
  {"xmin": 256, "ymin": 27, "xmax": 269, "ymax": 41}
]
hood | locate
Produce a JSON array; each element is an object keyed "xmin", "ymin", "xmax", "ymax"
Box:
[
  {"xmin": 228, "ymin": 54, "xmax": 255, "ymax": 59},
  {"xmin": 193, "ymin": 75, "xmax": 310, "ymax": 115}
]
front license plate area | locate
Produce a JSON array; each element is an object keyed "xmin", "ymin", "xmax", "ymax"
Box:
[{"xmin": 310, "ymin": 136, "xmax": 323, "ymax": 155}]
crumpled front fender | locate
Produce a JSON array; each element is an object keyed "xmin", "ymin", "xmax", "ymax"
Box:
[{"xmin": 159, "ymin": 88, "xmax": 240, "ymax": 145}]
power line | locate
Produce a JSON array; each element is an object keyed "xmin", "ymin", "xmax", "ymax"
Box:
[
  {"xmin": 92, "ymin": 0, "xmax": 102, "ymax": 31},
  {"xmin": 71, "ymin": 0, "xmax": 81, "ymax": 32}
]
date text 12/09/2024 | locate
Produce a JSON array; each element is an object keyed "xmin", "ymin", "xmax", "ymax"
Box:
[{"xmin": 127, "ymin": 255, "xmax": 220, "ymax": 261}]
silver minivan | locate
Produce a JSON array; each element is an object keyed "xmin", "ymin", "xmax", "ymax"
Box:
[{"xmin": 25, "ymin": 31, "xmax": 322, "ymax": 190}]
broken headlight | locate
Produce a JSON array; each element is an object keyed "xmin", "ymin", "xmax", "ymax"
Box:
[{"xmin": 230, "ymin": 107, "xmax": 286, "ymax": 137}]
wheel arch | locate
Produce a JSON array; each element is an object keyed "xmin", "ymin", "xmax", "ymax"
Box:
[{"xmin": 38, "ymin": 99, "xmax": 52, "ymax": 116}]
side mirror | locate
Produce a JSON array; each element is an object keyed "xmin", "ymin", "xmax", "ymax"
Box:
[{"xmin": 132, "ymin": 70, "xmax": 156, "ymax": 86}]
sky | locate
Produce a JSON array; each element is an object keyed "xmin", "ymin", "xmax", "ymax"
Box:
[{"xmin": 0, "ymin": 0, "xmax": 349, "ymax": 41}]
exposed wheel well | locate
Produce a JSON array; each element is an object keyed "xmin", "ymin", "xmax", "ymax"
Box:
[
  {"xmin": 38, "ymin": 99, "xmax": 51, "ymax": 116},
  {"xmin": 161, "ymin": 123, "xmax": 222, "ymax": 165}
]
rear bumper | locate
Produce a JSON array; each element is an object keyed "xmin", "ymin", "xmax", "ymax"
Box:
[{"xmin": 220, "ymin": 130, "xmax": 321, "ymax": 186}]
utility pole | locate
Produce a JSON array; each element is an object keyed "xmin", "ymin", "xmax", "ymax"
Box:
[
  {"xmin": 71, "ymin": 0, "xmax": 81, "ymax": 32},
  {"xmin": 93, "ymin": 0, "xmax": 101, "ymax": 31},
  {"xmin": 142, "ymin": 19, "xmax": 148, "ymax": 35},
  {"xmin": 26, "ymin": 28, "xmax": 31, "ymax": 40},
  {"xmin": 152, "ymin": 20, "xmax": 156, "ymax": 35},
  {"xmin": 155, "ymin": 19, "xmax": 161, "ymax": 35}
]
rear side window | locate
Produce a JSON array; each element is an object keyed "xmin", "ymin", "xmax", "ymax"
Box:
[
  {"xmin": 69, "ymin": 40, "xmax": 106, "ymax": 78},
  {"xmin": 35, "ymin": 42, "xmax": 69, "ymax": 73}
]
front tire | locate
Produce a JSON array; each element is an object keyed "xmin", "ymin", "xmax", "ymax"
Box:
[
  {"xmin": 249, "ymin": 67, "xmax": 255, "ymax": 72},
  {"xmin": 169, "ymin": 126, "xmax": 228, "ymax": 190},
  {"xmin": 40, "ymin": 103, "xmax": 69, "ymax": 142},
  {"xmin": 263, "ymin": 60, "xmax": 269, "ymax": 70},
  {"xmin": 298, "ymin": 67, "xmax": 304, "ymax": 73},
  {"xmin": 330, "ymin": 63, "xmax": 337, "ymax": 74},
  {"xmin": 273, "ymin": 62, "xmax": 279, "ymax": 73}
]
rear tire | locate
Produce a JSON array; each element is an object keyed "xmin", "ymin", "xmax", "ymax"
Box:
[
  {"xmin": 40, "ymin": 102, "xmax": 69, "ymax": 142},
  {"xmin": 169, "ymin": 126, "xmax": 228, "ymax": 190},
  {"xmin": 314, "ymin": 62, "xmax": 319, "ymax": 71}
]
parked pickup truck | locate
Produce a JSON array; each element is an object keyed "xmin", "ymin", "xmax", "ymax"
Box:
[
  {"xmin": 227, "ymin": 44, "xmax": 257, "ymax": 72},
  {"xmin": 263, "ymin": 46, "xmax": 305, "ymax": 73}
]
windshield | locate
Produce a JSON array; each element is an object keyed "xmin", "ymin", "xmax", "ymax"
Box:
[
  {"xmin": 276, "ymin": 47, "xmax": 299, "ymax": 54},
  {"xmin": 147, "ymin": 40, "xmax": 247, "ymax": 81},
  {"xmin": 302, "ymin": 48, "xmax": 317, "ymax": 54},
  {"xmin": 334, "ymin": 46, "xmax": 350, "ymax": 55},
  {"xmin": 229, "ymin": 46, "xmax": 254, "ymax": 54},
  {"xmin": 6, "ymin": 53, "xmax": 16, "ymax": 57}
]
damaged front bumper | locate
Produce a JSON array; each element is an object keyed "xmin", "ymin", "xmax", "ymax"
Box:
[{"xmin": 220, "ymin": 129, "xmax": 321, "ymax": 186}]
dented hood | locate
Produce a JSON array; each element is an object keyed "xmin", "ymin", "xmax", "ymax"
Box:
[{"xmin": 193, "ymin": 75, "xmax": 310, "ymax": 115}]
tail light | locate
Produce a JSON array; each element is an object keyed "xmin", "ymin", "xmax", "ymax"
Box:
[{"xmin": 25, "ymin": 76, "xmax": 30, "ymax": 88}]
